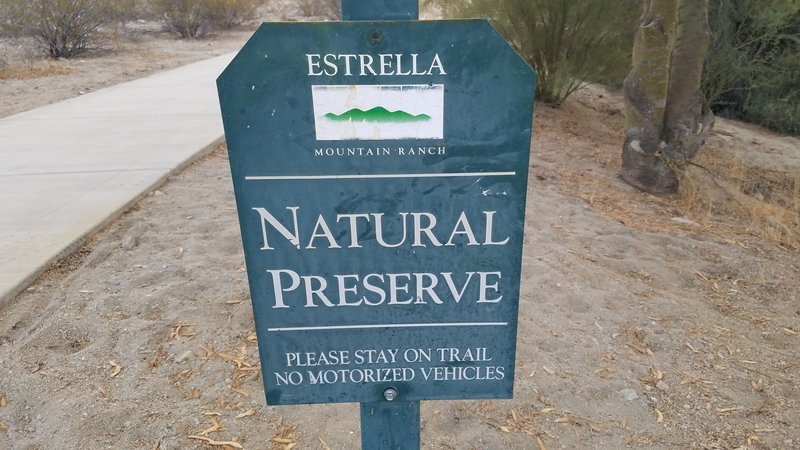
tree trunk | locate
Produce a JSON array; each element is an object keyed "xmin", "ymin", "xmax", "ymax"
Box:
[
  {"xmin": 663, "ymin": 0, "xmax": 715, "ymax": 159},
  {"xmin": 622, "ymin": 0, "xmax": 714, "ymax": 194}
]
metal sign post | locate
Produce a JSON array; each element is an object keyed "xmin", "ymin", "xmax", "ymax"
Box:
[
  {"xmin": 217, "ymin": 0, "xmax": 535, "ymax": 448},
  {"xmin": 341, "ymin": 0, "xmax": 419, "ymax": 20},
  {"xmin": 342, "ymin": 3, "xmax": 421, "ymax": 449}
]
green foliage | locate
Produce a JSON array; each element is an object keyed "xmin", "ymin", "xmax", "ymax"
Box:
[
  {"xmin": 204, "ymin": 0, "xmax": 262, "ymax": 29},
  {"xmin": 149, "ymin": 0, "xmax": 208, "ymax": 38},
  {"xmin": 296, "ymin": 0, "xmax": 339, "ymax": 19},
  {"xmin": 425, "ymin": 0, "xmax": 637, "ymax": 105},
  {"xmin": 703, "ymin": 0, "xmax": 800, "ymax": 134},
  {"xmin": 0, "ymin": 0, "xmax": 129, "ymax": 58},
  {"xmin": 0, "ymin": 3, "xmax": 13, "ymax": 38},
  {"xmin": 148, "ymin": 0, "xmax": 263, "ymax": 37}
]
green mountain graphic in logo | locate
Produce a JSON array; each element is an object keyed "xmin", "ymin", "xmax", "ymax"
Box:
[{"xmin": 324, "ymin": 106, "xmax": 431, "ymax": 123}]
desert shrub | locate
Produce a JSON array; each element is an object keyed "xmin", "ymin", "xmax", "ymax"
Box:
[
  {"xmin": 149, "ymin": 0, "xmax": 264, "ymax": 37},
  {"xmin": 296, "ymin": 0, "xmax": 338, "ymax": 19},
  {"xmin": 425, "ymin": 0, "xmax": 637, "ymax": 105},
  {"xmin": 0, "ymin": 3, "xmax": 13, "ymax": 37},
  {"xmin": 204, "ymin": 0, "xmax": 261, "ymax": 29},
  {"xmin": 108, "ymin": 0, "xmax": 141, "ymax": 22},
  {"xmin": 741, "ymin": 57, "xmax": 799, "ymax": 135},
  {"xmin": 703, "ymin": 0, "xmax": 800, "ymax": 135},
  {"xmin": 149, "ymin": 0, "xmax": 208, "ymax": 38},
  {"xmin": 0, "ymin": 0, "xmax": 127, "ymax": 58}
]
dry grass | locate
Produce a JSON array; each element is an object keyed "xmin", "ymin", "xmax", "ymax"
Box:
[
  {"xmin": 549, "ymin": 146, "xmax": 708, "ymax": 238},
  {"xmin": 541, "ymin": 86, "xmax": 800, "ymax": 253},
  {"xmin": 680, "ymin": 145, "xmax": 800, "ymax": 251},
  {"xmin": 294, "ymin": 0, "xmax": 339, "ymax": 18},
  {"xmin": 0, "ymin": 61, "xmax": 74, "ymax": 80},
  {"xmin": 562, "ymin": 151, "xmax": 800, "ymax": 252}
]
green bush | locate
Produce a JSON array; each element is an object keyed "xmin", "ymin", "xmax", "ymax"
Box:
[
  {"xmin": 703, "ymin": 0, "xmax": 800, "ymax": 135},
  {"xmin": 0, "ymin": 0, "xmax": 127, "ymax": 58},
  {"xmin": 296, "ymin": 0, "xmax": 339, "ymax": 19},
  {"xmin": 149, "ymin": 0, "xmax": 263, "ymax": 37},
  {"xmin": 426, "ymin": 0, "xmax": 637, "ymax": 105},
  {"xmin": 110, "ymin": 0, "xmax": 142, "ymax": 22},
  {"xmin": 204, "ymin": 0, "xmax": 261, "ymax": 29},
  {"xmin": 0, "ymin": 2, "xmax": 13, "ymax": 38},
  {"xmin": 149, "ymin": 0, "xmax": 207, "ymax": 38},
  {"xmin": 742, "ymin": 49, "xmax": 800, "ymax": 134}
]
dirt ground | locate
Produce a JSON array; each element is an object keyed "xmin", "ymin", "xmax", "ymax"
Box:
[{"xmin": 0, "ymin": 5, "xmax": 798, "ymax": 450}]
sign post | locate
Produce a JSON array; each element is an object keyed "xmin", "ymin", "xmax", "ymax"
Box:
[
  {"xmin": 217, "ymin": 2, "xmax": 535, "ymax": 447},
  {"xmin": 339, "ymin": 2, "xmax": 422, "ymax": 448},
  {"xmin": 341, "ymin": 0, "xmax": 419, "ymax": 20}
]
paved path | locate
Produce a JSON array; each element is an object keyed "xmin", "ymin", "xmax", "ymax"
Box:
[{"xmin": 0, "ymin": 52, "xmax": 236, "ymax": 306}]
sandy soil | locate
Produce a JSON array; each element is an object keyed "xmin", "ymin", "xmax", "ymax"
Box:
[
  {"xmin": 0, "ymin": 24, "xmax": 254, "ymax": 119},
  {"xmin": 0, "ymin": 2, "xmax": 335, "ymax": 119},
  {"xmin": 0, "ymin": 6, "xmax": 799, "ymax": 450}
]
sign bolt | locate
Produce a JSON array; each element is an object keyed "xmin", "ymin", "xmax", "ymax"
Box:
[
  {"xmin": 383, "ymin": 388, "xmax": 398, "ymax": 402},
  {"xmin": 369, "ymin": 30, "xmax": 383, "ymax": 44}
]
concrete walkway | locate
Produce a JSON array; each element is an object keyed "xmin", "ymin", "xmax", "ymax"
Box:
[{"xmin": 0, "ymin": 52, "xmax": 236, "ymax": 306}]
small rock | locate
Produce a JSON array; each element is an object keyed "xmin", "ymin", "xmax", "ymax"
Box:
[
  {"xmin": 619, "ymin": 388, "xmax": 639, "ymax": 401},
  {"xmin": 121, "ymin": 236, "xmax": 137, "ymax": 250},
  {"xmin": 129, "ymin": 222, "xmax": 148, "ymax": 239},
  {"xmin": 656, "ymin": 381, "xmax": 670, "ymax": 392},
  {"xmin": 175, "ymin": 351, "xmax": 193, "ymax": 363},
  {"xmin": 671, "ymin": 217, "xmax": 699, "ymax": 226},
  {"xmin": 153, "ymin": 190, "xmax": 165, "ymax": 197},
  {"xmin": 86, "ymin": 243, "xmax": 115, "ymax": 267}
]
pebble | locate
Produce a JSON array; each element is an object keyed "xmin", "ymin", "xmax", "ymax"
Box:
[
  {"xmin": 671, "ymin": 217, "xmax": 699, "ymax": 226},
  {"xmin": 619, "ymin": 388, "xmax": 638, "ymax": 401},
  {"xmin": 121, "ymin": 236, "xmax": 137, "ymax": 250},
  {"xmin": 175, "ymin": 350, "xmax": 193, "ymax": 363},
  {"xmin": 656, "ymin": 381, "xmax": 670, "ymax": 392}
]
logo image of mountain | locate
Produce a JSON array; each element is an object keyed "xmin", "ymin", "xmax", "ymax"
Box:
[
  {"xmin": 312, "ymin": 84, "xmax": 444, "ymax": 141},
  {"xmin": 324, "ymin": 107, "xmax": 432, "ymax": 123}
]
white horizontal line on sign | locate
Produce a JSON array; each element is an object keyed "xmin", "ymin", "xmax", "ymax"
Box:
[
  {"xmin": 245, "ymin": 172, "xmax": 516, "ymax": 181},
  {"xmin": 267, "ymin": 322, "xmax": 508, "ymax": 332}
]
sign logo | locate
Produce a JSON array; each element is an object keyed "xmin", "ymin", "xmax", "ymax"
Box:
[{"xmin": 312, "ymin": 84, "xmax": 444, "ymax": 140}]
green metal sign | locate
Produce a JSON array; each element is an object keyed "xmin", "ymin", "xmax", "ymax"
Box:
[{"xmin": 217, "ymin": 20, "xmax": 535, "ymax": 407}]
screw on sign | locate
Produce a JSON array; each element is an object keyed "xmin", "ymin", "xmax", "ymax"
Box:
[{"xmin": 216, "ymin": 1, "xmax": 535, "ymax": 448}]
